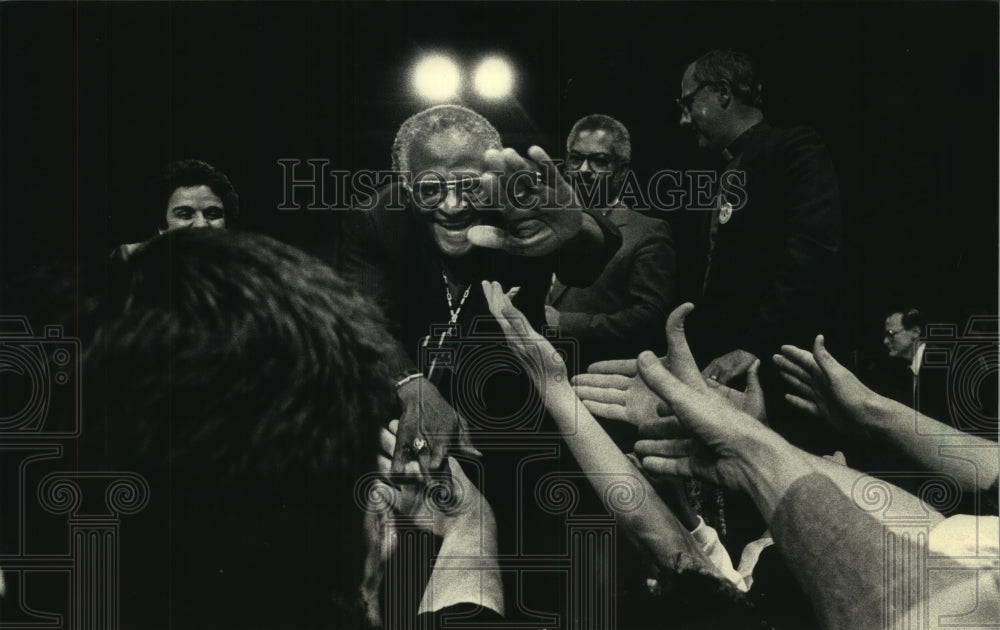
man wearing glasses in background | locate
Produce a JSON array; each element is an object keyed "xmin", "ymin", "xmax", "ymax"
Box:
[
  {"xmin": 655, "ymin": 48, "xmax": 847, "ymax": 556},
  {"xmin": 674, "ymin": 48, "xmax": 846, "ymax": 457},
  {"xmin": 867, "ymin": 307, "xmax": 949, "ymax": 427},
  {"xmin": 547, "ymin": 114, "xmax": 677, "ymax": 373}
]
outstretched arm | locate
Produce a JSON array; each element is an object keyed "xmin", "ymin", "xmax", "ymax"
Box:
[
  {"xmin": 482, "ymin": 281, "xmax": 724, "ymax": 581},
  {"xmin": 634, "ymin": 351, "xmax": 933, "ymax": 630},
  {"xmin": 777, "ymin": 335, "xmax": 999, "ymax": 492}
]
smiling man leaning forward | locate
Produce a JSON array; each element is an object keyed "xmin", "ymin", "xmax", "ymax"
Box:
[{"xmin": 337, "ymin": 104, "xmax": 622, "ymax": 474}]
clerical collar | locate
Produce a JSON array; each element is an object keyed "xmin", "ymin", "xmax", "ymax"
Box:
[
  {"xmin": 722, "ymin": 121, "xmax": 765, "ymax": 161},
  {"xmin": 910, "ymin": 341, "xmax": 926, "ymax": 375}
]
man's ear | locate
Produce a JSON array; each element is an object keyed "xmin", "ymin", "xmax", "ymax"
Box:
[{"xmin": 717, "ymin": 84, "xmax": 732, "ymax": 108}]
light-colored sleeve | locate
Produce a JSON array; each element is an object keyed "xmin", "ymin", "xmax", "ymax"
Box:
[
  {"xmin": 689, "ymin": 516, "xmax": 750, "ymax": 592},
  {"xmin": 920, "ymin": 515, "xmax": 1000, "ymax": 629}
]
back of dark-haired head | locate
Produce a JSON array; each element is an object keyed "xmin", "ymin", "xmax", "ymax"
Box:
[
  {"xmin": 92, "ymin": 228, "xmax": 391, "ymax": 484},
  {"xmin": 391, "ymin": 104, "xmax": 502, "ymax": 174},
  {"xmin": 149, "ymin": 158, "xmax": 240, "ymax": 230},
  {"xmin": 566, "ymin": 114, "xmax": 632, "ymax": 163},
  {"xmin": 690, "ymin": 49, "xmax": 764, "ymax": 108},
  {"xmin": 84, "ymin": 229, "xmax": 394, "ymax": 624},
  {"xmin": 888, "ymin": 307, "xmax": 925, "ymax": 331}
]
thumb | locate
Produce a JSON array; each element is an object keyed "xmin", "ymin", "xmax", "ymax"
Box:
[
  {"xmin": 637, "ymin": 351, "xmax": 692, "ymax": 417},
  {"xmin": 664, "ymin": 303, "xmax": 700, "ymax": 381},
  {"xmin": 745, "ymin": 359, "xmax": 763, "ymax": 396},
  {"xmin": 811, "ymin": 334, "xmax": 842, "ymax": 377},
  {"xmin": 467, "ymin": 225, "xmax": 510, "ymax": 251}
]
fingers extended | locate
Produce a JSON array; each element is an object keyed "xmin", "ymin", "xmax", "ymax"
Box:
[
  {"xmin": 582, "ymin": 359, "xmax": 639, "ymax": 377},
  {"xmin": 634, "ymin": 438, "xmax": 695, "ymax": 458},
  {"xmin": 573, "ymin": 384, "xmax": 627, "ymax": 405}
]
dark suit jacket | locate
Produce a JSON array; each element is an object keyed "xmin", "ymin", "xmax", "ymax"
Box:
[
  {"xmin": 687, "ymin": 122, "xmax": 845, "ymax": 365},
  {"xmin": 549, "ymin": 206, "xmax": 676, "ymax": 371}
]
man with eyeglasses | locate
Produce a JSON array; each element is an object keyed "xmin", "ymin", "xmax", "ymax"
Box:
[
  {"xmin": 866, "ymin": 307, "xmax": 947, "ymax": 424},
  {"xmin": 883, "ymin": 308, "xmax": 925, "ymax": 364},
  {"xmin": 547, "ymin": 114, "xmax": 676, "ymax": 373},
  {"xmin": 339, "ymin": 104, "xmax": 619, "ymax": 471},
  {"xmin": 674, "ymin": 49, "xmax": 845, "ymax": 453}
]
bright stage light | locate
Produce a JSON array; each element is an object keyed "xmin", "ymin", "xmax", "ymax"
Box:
[
  {"xmin": 412, "ymin": 55, "xmax": 461, "ymax": 101},
  {"xmin": 473, "ymin": 57, "xmax": 514, "ymax": 99}
]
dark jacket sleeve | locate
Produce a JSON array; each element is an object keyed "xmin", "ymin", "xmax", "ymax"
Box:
[
  {"xmin": 559, "ymin": 219, "xmax": 675, "ymax": 357},
  {"xmin": 553, "ymin": 207, "xmax": 623, "ymax": 287},
  {"xmin": 337, "ymin": 204, "xmax": 420, "ymax": 381},
  {"xmin": 741, "ymin": 128, "xmax": 844, "ymax": 359}
]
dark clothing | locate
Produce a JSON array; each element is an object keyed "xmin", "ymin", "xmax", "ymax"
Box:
[
  {"xmin": 686, "ymin": 122, "xmax": 846, "ymax": 461},
  {"xmin": 687, "ymin": 122, "xmax": 845, "ymax": 365},
  {"xmin": 549, "ymin": 206, "xmax": 676, "ymax": 373},
  {"xmin": 864, "ymin": 344, "xmax": 998, "ymax": 438},
  {"xmin": 864, "ymin": 352, "xmax": 951, "ymax": 428}
]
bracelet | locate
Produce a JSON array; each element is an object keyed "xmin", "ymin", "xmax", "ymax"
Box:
[{"xmin": 395, "ymin": 373, "xmax": 423, "ymax": 389}]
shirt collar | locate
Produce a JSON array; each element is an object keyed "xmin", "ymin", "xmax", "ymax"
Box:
[{"xmin": 911, "ymin": 341, "xmax": 926, "ymax": 375}]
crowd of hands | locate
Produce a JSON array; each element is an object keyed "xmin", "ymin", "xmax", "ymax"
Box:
[
  {"xmin": 382, "ymin": 287, "xmax": 893, "ymax": 518},
  {"xmin": 365, "ymin": 280, "xmax": 973, "ymax": 622},
  {"xmin": 361, "ymin": 143, "xmax": 995, "ymax": 624}
]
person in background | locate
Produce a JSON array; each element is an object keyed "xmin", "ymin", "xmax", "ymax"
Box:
[
  {"xmin": 547, "ymin": 114, "xmax": 676, "ymax": 373},
  {"xmin": 112, "ymin": 158, "xmax": 238, "ymax": 260}
]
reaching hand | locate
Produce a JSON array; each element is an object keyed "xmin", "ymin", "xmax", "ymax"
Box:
[
  {"xmin": 482, "ymin": 280, "xmax": 570, "ymax": 392},
  {"xmin": 774, "ymin": 334, "xmax": 872, "ymax": 434},
  {"xmin": 572, "ymin": 358, "xmax": 670, "ymax": 426},
  {"xmin": 632, "ymin": 352, "xmax": 782, "ymax": 495},
  {"xmin": 468, "ymin": 146, "xmax": 582, "ymax": 256},
  {"xmin": 377, "ymin": 419, "xmax": 489, "ymax": 540},
  {"xmin": 394, "ymin": 376, "xmax": 481, "ymax": 476},
  {"xmin": 701, "ymin": 348, "xmax": 758, "ymax": 385},
  {"xmin": 572, "ymin": 303, "xmax": 767, "ymax": 424}
]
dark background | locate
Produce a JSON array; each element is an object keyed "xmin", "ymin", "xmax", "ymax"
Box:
[{"xmin": 1, "ymin": 1, "xmax": 997, "ymax": 364}]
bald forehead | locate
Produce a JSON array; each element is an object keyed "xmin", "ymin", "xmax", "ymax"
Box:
[
  {"xmin": 570, "ymin": 129, "xmax": 616, "ymax": 155},
  {"xmin": 885, "ymin": 313, "xmax": 904, "ymax": 330},
  {"xmin": 407, "ymin": 129, "xmax": 488, "ymax": 174},
  {"xmin": 681, "ymin": 63, "xmax": 698, "ymax": 91}
]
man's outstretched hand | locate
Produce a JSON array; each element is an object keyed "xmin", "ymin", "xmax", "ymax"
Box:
[
  {"xmin": 394, "ymin": 376, "xmax": 481, "ymax": 475},
  {"xmin": 468, "ymin": 146, "xmax": 582, "ymax": 256}
]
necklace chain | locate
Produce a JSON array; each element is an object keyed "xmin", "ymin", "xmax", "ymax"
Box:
[
  {"xmin": 442, "ymin": 271, "xmax": 471, "ymax": 324},
  {"xmin": 426, "ymin": 271, "xmax": 471, "ymax": 381}
]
